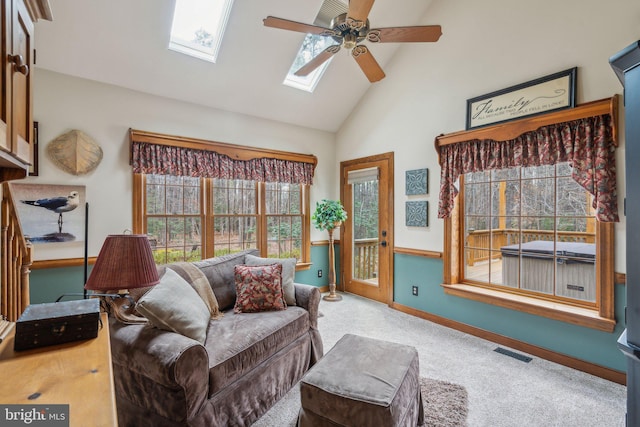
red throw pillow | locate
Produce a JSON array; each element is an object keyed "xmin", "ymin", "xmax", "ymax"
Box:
[{"xmin": 233, "ymin": 263, "xmax": 287, "ymax": 313}]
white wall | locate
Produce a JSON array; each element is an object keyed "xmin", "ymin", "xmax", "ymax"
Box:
[
  {"xmin": 336, "ymin": 0, "xmax": 639, "ymax": 272},
  {"xmin": 31, "ymin": 70, "xmax": 336, "ymax": 260}
]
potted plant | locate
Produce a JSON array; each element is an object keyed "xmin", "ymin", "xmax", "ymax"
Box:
[{"xmin": 312, "ymin": 200, "xmax": 347, "ymax": 301}]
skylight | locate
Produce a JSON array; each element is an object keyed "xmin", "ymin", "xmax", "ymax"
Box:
[
  {"xmin": 169, "ymin": 0, "xmax": 234, "ymax": 63},
  {"xmin": 283, "ymin": 34, "xmax": 337, "ymax": 92},
  {"xmin": 283, "ymin": 0, "xmax": 347, "ymax": 92}
]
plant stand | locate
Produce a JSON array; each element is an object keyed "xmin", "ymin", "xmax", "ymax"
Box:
[{"xmin": 323, "ymin": 228, "xmax": 342, "ymax": 301}]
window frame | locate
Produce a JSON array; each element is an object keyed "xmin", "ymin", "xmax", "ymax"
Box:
[
  {"xmin": 263, "ymin": 181, "xmax": 307, "ymax": 260},
  {"xmin": 436, "ymin": 97, "xmax": 618, "ymax": 332},
  {"xmin": 209, "ymin": 178, "xmax": 259, "ymax": 258},
  {"xmin": 144, "ymin": 174, "xmax": 205, "ymax": 264}
]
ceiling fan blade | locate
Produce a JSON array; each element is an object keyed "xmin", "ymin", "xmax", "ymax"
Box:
[
  {"xmin": 367, "ymin": 25, "xmax": 443, "ymax": 43},
  {"xmin": 348, "ymin": 0, "xmax": 375, "ymax": 23},
  {"xmin": 352, "ymin": 45, "xmax": 385, "ymax": 83},
  {"xmin": 294, "ymin": 45, "xmax": 341, "ymax": 77},
  {"xmin": 263, "ymin": 16, "xmax": 334, "ymax": 36}
]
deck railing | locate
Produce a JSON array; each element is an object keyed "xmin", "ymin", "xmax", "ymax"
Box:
[
  {"xmin": 465, "ymin": 228, "xmax": 595, "ymax": 266},
  {"xmin": 354, "ymin": 238, "xmax": 378, "ymax": 280},
  {"xmin": 1, "ymin": 183, "xmax": 32, "ymax": 321}
]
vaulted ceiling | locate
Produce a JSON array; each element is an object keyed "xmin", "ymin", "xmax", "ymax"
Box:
[{"xmin": 35, "ymin": 0, "xmax": 437, "ymax": 133}]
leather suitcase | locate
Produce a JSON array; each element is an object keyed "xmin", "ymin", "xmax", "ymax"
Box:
[{"xmin": 14, "ymin": 299, "xmax": 100, "ymax": 351}]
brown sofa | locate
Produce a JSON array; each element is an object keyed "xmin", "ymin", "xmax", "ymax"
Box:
[{"xmin": 108, "ymin": 249, "xmax": 323, "ymax": 427}]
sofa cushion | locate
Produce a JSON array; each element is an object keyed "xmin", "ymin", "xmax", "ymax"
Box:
[
  {"xmin": 136, "ymin": 268, "xmax": 211, "ymax": 343},
  {"xmin": 245, "ymin": 254, "xmax": 297, "ymax": 306},
  {"xmin": 205, "ymin": 306, "xmax": 310, "ymax": 396},
  {"xmin": 233, "ymin": 263, "xmax": 286, "ymax": 313},
  {"xmin": 166, "ymin": 262, "xmax": 224, "ymax": 320},
  {"xmin": 193, "ymin": 249, "xmax": 259, "ymax": 311}
]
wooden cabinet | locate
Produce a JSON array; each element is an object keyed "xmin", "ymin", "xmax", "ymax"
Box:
[
  {"xmin": 610, "ymin": 40, "xmax": 640, "ymax": 426},
  {"xmin": 0, "ymin": 0, "xmax": 51, "ymax": 182}
]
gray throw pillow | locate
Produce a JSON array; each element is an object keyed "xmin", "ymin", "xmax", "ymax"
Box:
[
  {"xmin": 136, "ymin": 268, "xmax": 210, "ymax": 343},
  {"xmin": 245, "ymin": 254, "xmax": 296, "ymax": 306}
]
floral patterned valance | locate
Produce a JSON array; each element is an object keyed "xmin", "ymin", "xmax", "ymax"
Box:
[
  {"xmin": 437, "ymin": 113, "xmax": 618, "ymax": 222},
  {"xmin": 131, "ymin": 141, "xmax": 315, "ymax": 185}
]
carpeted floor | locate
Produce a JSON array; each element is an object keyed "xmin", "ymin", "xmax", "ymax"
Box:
[{"xmin": 253, "ymin": 292, "xmax": 626, "ymax": 426}]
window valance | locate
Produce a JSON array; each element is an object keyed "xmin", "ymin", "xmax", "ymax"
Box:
[
  {"xmin": 435, "ymin": 96, "xmax": 619, "ymax": 222},
  {"xmin": 130, "ymin": 129, "xmax": 317, "ymax": 185}
]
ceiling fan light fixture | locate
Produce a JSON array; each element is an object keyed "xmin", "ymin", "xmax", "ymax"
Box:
[{"xmin": 343, "ymin": 33, "xmax": 357, "ymax": 50}]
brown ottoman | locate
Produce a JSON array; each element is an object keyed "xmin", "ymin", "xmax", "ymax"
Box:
[{"xmin": 298, "ymin": 334, "xmax": 423, "ymax": 426}]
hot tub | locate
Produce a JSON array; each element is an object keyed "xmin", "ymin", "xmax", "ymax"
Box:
[{"xmin": 500, "ymin": 240, "xmax": 595, "ymax": 302}]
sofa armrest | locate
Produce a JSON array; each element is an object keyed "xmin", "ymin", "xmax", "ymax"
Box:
[
  {"xmin": 109, "ymin": 319, "xmax": 209, "ymax": 419},
  {"xmin": 294, "ymin": 283, "xmax": 321, "ymax": 329}
]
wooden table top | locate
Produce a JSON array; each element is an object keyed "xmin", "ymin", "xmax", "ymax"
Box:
[{"xmin": 0, "ymin": 312, "xmax": 117, "ymax": 426}]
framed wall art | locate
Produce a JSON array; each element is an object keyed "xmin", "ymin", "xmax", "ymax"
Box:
[
  {"xmin": 11, "ymin": 183, "xmax": 86, "ymax": 244},
  {"xmin": 405, "ymin": 168, "xmax": 428, "ymax": 195},
  {"xmin": 406, "ymin": 201, "xmax": 428, "ymax": 227},
  {"xmin": 466, "ymin": 67, "xmax": 577, "ymax": 130}
]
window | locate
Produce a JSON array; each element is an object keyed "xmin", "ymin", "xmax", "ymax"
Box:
[
  {"xmin": 462, "ymin": 163, "xmax": 599, "ymax": 305},
  {"xmin": 138, "ymin": 176, "xmax": 310, "ymax": 265},
  {"xmin": 145, "ymin": 175, "xmax": 203, "ymax": 263},
  {"xmin": 265, "ymin": 182, "xmax": 305, "ymax": 259},
  {"xmin": 212, "ymin": 179, "xmax": 257, "ymax": 256},
  {"xmin": 283, "ymin": 34, "xmax": 336, "ymax": 92},
  {"xmin": 282, "ymin": 0, "xmax": 347, "ymax": 92},
  {"xmin": 444, "ymin": 165, "xmax": 614, "ymax": 331},
  {"xmin": 169, "ymin": 0, "xmax": 234, "ymax": 63}
]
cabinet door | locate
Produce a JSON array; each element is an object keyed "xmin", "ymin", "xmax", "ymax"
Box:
[
  {"xmin": 11, "ymin": 0, "xmax": 33, "ymax": 164},
  {"xmin": 0, "ymin": 0, "xmax": 11, "ymax": 154}
]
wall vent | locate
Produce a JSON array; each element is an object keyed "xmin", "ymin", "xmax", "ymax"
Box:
[{"xmin": 494, "ymin": 347, "xmax": 532, "ymax": 363}]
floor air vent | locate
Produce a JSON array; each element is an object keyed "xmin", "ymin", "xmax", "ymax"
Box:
[{"xmin": 494, "ymin": 347, "xmax": 532, "ymax": 363}]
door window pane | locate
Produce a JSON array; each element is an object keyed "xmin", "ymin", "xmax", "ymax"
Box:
[{"xmin": 352, "ymin": 180, "xmax": 379, "ymax": 282}]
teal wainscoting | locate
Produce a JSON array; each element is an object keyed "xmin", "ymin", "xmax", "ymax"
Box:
[
  {"xmin": 393, "ymin": 252, "xmax": 627, "ymax": 373},
  {"xmin": 30, "ymin": 245, "xmax": 335, "ymax": 304},
  {"xmin": 294, "ymin": 243, "xmax": 340, "ymax": 288},
  {"xmin": 30, "ymin": 265, "xmax": 91, "ymax": 304}
]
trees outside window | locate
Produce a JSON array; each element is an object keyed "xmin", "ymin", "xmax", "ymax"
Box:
[
  {"xmin": 443, "ymin": 161, "xmax": 615, "ymax": 331},
  {"xmin": 145, "ymin": 174, "xmax": 203, "ymax": 264},
  {"xmin": 462, "ymin": 163, "xmax": 599, "ymax": 306},
  {"xmin": 135, "ymin": 175, "xmax": 310, "ymax": 265}
]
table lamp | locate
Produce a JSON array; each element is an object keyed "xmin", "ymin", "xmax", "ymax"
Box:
[{"xmin": 85, "ymin": 234, "xmax": 159, "ymax": 300}]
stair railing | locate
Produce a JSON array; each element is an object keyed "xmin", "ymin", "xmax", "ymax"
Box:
[{"xmin": 1, "ymin": 182, "xmax": 32, "ymax": 321}]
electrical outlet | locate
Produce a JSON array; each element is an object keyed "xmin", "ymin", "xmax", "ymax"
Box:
[
  {"xmin": 412, "ymin": 286, "xmax": 418, "ymax": 296},
  {"xmin": 317, "ymin": 270, "xmax": 323, "ymax": 278}
]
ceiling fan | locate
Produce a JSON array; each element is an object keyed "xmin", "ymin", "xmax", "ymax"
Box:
[{"xmin": 263, "ymin": 0, "xmax": 442, "ymax": 83}]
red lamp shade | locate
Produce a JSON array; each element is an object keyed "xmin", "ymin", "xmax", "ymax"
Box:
[{"xmin": 85, "ymin": 234, "xmax": 159, "ymax": 291}]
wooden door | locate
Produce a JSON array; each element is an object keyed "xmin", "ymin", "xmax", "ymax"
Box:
[{"xmin": 340, "ymin": 153, "xmax": 393, "ymax": 304}]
